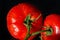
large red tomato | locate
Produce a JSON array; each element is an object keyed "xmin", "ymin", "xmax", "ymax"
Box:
[
  {"xmin": 41, "ymin": 14, "xmax": 60, "ymax": 40},
  {"xmin": 7, "ymin": 3, "xmax": 42, "ymax": 40}
]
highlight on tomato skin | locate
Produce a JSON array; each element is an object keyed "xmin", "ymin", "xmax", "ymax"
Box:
[
  {"xmin": 41, "ymin": 14, "xmax": 60, "ymax": 40},
  {"xmin": 7, "ymin": 2, "xmax": 43, "ymax": 40}
]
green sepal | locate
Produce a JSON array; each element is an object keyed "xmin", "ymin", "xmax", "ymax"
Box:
[
  {"xmin": 24, "ymin": 14, "xmax": 33, "ymax": 40},
  {"xmin": 24, "ymin": 14, "xmax": 31, "ymax": 25},
  {"xmin": 46, "ymin": 27, "xmax": 53, "ymax": 36}
]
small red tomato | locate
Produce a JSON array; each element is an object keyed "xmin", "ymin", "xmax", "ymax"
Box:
[
  {"xmin": 7, "ymin": 3, "xmax": 42, "ymax": 40},
  {"xmin": 41, "ymin": 14, "xmax": 60, "ymax": 40}
]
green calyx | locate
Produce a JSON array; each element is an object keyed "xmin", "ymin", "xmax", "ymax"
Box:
[
  {"xmin": 24, "ymin": 14, "xmax": 33, "ymax": 40},
  {"xmin": 24, "ymin": 14, "xmax": 41, "ymax": 40},
  {"xmin": 46, "ymin": 27, "xmax": 53, "ymax": 36},
  {"xmin": 24, "ymin": 14, "xmax": 33, "ymax": 25},
  {"xmin": 23, "ymin": 14, "xmax": 42, "ymax": 40}
]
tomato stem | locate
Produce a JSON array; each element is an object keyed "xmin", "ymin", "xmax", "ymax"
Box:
[
  {"xmin": 24, "ymin": 14, "xmax": 42, "ymax": 40},
  {"xmin": 31, "ymin": 30, "xmax": 49, "ymax": 36},
  {"xmin": 24, "ymin": 14, "xmax": 32, "ymax": 40},
  {"xmin": 31, "ymin": 27, "xmax": 53, "ymax": 36},
  {"xmin": 24, "ymin": 24, "xmax": 31, "ymax": 40}
]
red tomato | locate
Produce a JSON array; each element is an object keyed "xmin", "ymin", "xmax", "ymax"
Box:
[
  {"xmin": 41, "ymin": 14, "xmax": 60, "ymax": 40},
  {"xmin": 7, "ymin": 3, "xmax": 42, "ymax": 40}
]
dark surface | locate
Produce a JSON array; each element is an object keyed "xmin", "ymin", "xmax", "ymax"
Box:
[{"xmin": 1, "ymin": 0, "xmax": 60, "ymax": 40}]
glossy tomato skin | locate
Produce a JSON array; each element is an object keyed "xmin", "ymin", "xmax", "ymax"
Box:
[
  {"xmin": 7, "ymin": 3, "xmax": 42, "ymax": 40},
  {"xmin": 41, "ymin": 14, "xmax": 60, "ymax": 40}
]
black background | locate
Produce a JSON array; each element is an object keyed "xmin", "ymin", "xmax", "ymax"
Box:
[{"xmin": 0, "ymin": 0, "xmax": 60, "ymax": 40}]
